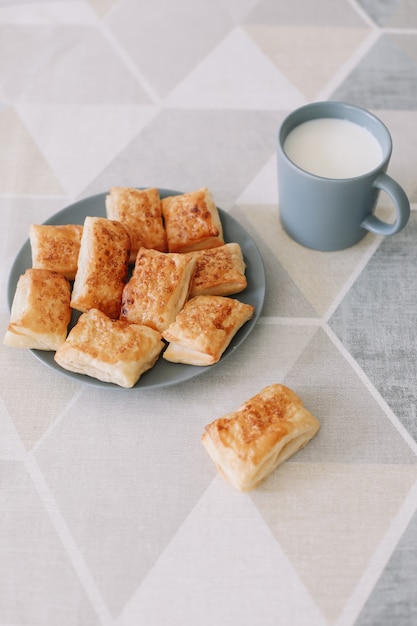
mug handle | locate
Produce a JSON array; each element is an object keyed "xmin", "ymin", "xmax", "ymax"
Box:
[{"xmin": 361, "ymin": 173, "xmax": 410, "ymax": 236}]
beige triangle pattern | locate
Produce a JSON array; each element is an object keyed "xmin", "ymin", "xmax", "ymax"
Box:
[
  {"xmin": 165, "ymin": 27, "xmax": 305, "ymax": 110},
  {"xmin": 16, "ymin": 103, "xmax": 158, "ymax": 197},
  {"xmin": 237, "ymin": 202, "xmax": 379, "ymax": 317},
  {"xmin": 236, "ymin": 153, "xmax": 278, "ymax": 204},
  {"xmin": 116, "ymin": 476, "xmax": 327, "ymax": 626},
  {"xmin": 87, "ymin": 0, "xmax": 120, "ymax": 19},
  {"xmin": 0, "ymin": 1, "xmax": 96, "ymax": 25},
  {"xmin": 252, "ymin": 462, "xmax": 417, "ymax": 623},
  {"xmin": 1, "ymin": 1, "xmax": 417, "ymax": 623},
  {"xmin": 219, "ymin": 322, "xmax": 320, "ymax": 391},
  {"xmin": 0, "ymin": 107, "xmax": 64, "ymax": 195},
  {"xmin": 0, "ymin": 313, "xmax": 81, "ymax": 451},
  {"xmin": 0, "ymin": 395, "xmax": 25, "ymax": 460},
  {"xmin": 244, "ymin": 25, "xmax": 371, "ymax": 100}
]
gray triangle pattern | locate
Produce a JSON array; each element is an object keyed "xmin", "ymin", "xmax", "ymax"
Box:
[
  {"xmin": 105, "ymin": 0, "xmax": 237, "ymax": 98},
  {"xmin": 34, "ymin": 385, "xmax": 215, "ymax": 617},
  {"xmin": 331, "ymin": 34, "xmax": 417, "ymax": 109},
  {"xmin": 0, "ymin": 460, "xmax": 100, "ymax": 625},
  {"xmin": 356, "ymin": 0, "xmax": 417, "ymax": 27},
  {"xmin": 355, "ymin": 502, "xmax": 417, "ymax": 625},
  {"xmin": 244, "ymin": 0, "xmax": 367, "ymax": 27},
  {"xmin": 329, "ymin": 212, "xmax": 417, "ymax": 441},
  {"xmin": 355, "ymin": 0, "xmax": 401, "ymax": 26},
  {"xmin": 80, "ymin": 109, "xmax": 283, "ymax": 203},
  {"xmin": 2, "ymin": 1, "xmax": 417, "ymax": 625},
  {"xmin": 281, "ymin": 328, "xmax": 416, "ymax": 464},
  {"xmin": 251, "ymin": 328, "xmax": 417, "ymax": 622}
]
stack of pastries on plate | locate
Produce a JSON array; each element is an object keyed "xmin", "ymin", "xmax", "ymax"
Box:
[{"xmin": 4, "ymin": 187, "xmax": 254, "ymax": 388}]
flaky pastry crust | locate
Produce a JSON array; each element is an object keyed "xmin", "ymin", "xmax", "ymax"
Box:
[
  {"xmin": 120, "ymin": 247, "xmax": 196, "ymax": 332},
  {"xmin": 54, "ymin": 308, "xmax": 164, "ymax": 388},
  {"xmin": 71, "ymin": 216, "xmax": 130, "ymax": 319},
  {"xmin": 187, "ymin": 243, "xmax": 247, "ymax": 297},
  {"xmin": 162, "ymin": 295, "xmax": 254, "ymax": 365},
  {"xmin": 161, "ymin": 188, "xmax": 224, "ymax": 253},
  {"xmin": 201, "ymin": 384, "xmax": 320, "ymax": 491},
  {"xmin": 106, "ymin": 187, "xmax": 167, "ymax": 263},
  {"xmin": 4, "ymin": 268, "xmax": 71, "ymax": 350},
  {"xmin": 30, "ymin": 223, "xmax": 83, "ymax": 280}
]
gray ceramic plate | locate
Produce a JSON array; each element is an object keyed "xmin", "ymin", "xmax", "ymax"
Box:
[{"xmin": 7, "ymin": 189, "xmax": 266, "ymax": 389}]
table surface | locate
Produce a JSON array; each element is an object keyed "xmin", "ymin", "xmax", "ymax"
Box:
[{"xmin": 1, "ymin": 1, "xmax": 417, "ymax": 625}]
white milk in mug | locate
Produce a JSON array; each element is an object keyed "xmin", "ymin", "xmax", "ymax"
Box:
[{"xmin": 283, "ymin": 117, "xmax": 383, "ymax": 179}]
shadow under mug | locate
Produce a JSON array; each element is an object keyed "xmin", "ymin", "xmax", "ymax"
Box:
[{"xmin": 277, "ymin": 101, "xmax": 410, "ymax": 251}]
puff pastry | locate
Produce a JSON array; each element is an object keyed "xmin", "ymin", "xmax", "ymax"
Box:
[
  {"xmin": 71, "ymin": 216, "xmax": 130, "ymax": 319},
  {"xmin": 4, "ymin": 268, "xmax": 71, "ymax": 350},
  {"xmin": 188, "ymin": 243, "xmax": 247, "ymax": 297},
  {"xmin": 105, "ymin": 187, "xmax": 167, "ymax": 263},
  {"xmin": 162, "ymin": 295, "xmax": 254, "ymax": 366},
  {"xmin": 161, "ymin": 187, "xmax": 224, "ymax": 253},
  {"xmin": 201, "ymin": 384, "xmax": 320, "ymax": 491},
  {"xmin": 120, "ymin": 247, "xmax": 196, "ymax": 332},
  {"xmin": 54, "ymin": 308, "xmax": 164, "ymax": 388},
  {"xmin": 30, "ymin": 223, "xmax": 83, "ymax": 280}
]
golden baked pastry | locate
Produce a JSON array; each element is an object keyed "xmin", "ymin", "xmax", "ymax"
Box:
[
  {"xmin": 71, "ymin": 216, "xmax": 130, "ymax": 319},
  {"xmin": 30, "ymin": 223, "xmax": 83, "ymax": 280},
  {"xmin": 54, "ymin": 308, "xmax": 164, "ymax": 388},
  {"xmin": 4, "ymin": 268, "xmax": 71, "ymax": 350},
  {"xmin": 162, "ymin": 295, "xmax": 254, "ymax": 366},
  {"xmin": 201, "ymin": 384, "xmax": 320, "ymax": 491},
  {"xmin": 188, "ymin": 243, "xmax": 247, "ymax": 297},
  {"xmin": 161, "ymin": 187, "xmax": 224, "ymax": 253},
  {"xmin": 120, "ymin": 247, "xmax": 196, "ymax": 332},
  {"xmin": 105, "ymin": 187, "xmax": 167, "ymax": 263}
]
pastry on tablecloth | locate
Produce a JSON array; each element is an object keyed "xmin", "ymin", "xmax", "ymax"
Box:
[{"xmin": 201, "ymin": 384, "xmax": 320, "ymax": 491}]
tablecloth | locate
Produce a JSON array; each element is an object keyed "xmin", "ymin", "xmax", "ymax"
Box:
[{"xmin": 1, "ymin": 1, "xmax": 417, "ymax": 625}]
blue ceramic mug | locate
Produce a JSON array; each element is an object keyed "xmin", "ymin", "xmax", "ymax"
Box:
[{"xmin": 277, "ymin": 101, "xmax": 410, "ymax": 251}]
